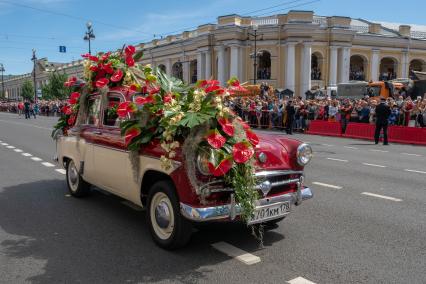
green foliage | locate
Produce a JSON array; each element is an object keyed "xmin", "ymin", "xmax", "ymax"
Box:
[
  {"xmin": 21, "ymin": 80, "xmax": 34, "ymax": 101},
  {"xmin": 42, "ymin": 72, "xmax": 70, "ymax": 100}
]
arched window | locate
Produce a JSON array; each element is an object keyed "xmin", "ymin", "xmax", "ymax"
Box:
[
  {"xmin": 172, "ymin": 62, "xmax": 183, "ymax": 81},
  {"xmin": 379, "ymin": 57, "xmax": 397, "ymax": 81},
  {"xmin": 190, "ymin": 59, "xmax": 197, "ymax": 83},
  {"xmin": 350, "ymin": 55, "xmax": 367, "ymax": 81},
  {"xmin": 257, "ymin": 51, "xmax": 271, "ymax": 80},
  {"xmin": 409, "ymin": 59, "xmax": 425, "ymax": 72},
  {"xmin": 158, "ymin": 64, "xmax": 166, "ymax": 74},
  {"xmin": 311, "ymin": 52, "xmax": 323, "ymax": 80}
]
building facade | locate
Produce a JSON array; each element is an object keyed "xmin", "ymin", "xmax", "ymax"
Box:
[
  {"xmin": 139, "ymin": 10, "xmax": 426, "ymax": 98},
  {"xmin": 2, "ymin": 58, "xmax": 83, "ymax": 101},
  {"xmin": 4, "ymin": 10, "xmax": 426, "ymax": 100}
]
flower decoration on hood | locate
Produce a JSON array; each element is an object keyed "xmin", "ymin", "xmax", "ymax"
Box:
[
  {"xmin": 125, "ymin": 127, "xmax": 141, "ymax": 146},
  {"xmin": 245, "ymin": 129, "xmax": 259, "ymax": 146},
  {"xmin": 64, "ymin": 76, "xmax": 77, "ymax": 87},
  {"xmin": 134, "ymin": 95, "xmax": 154, "ymax": 106},
  {"xmin": 110, "ymin": 69, "xmax": 124, "ymax": 82},
  {"xmin": 206, "ymin": 129, "xmax": 226, "ymax": 149},
  {"xmin": 95, "ymin": 78, "xmax": 109, "ymax": 89},
  {"xmin": 117, "ymin": 101, "xmax": 137, "ymax": 118},
  {"xmin": 68, "ymin": 92, "xmax": 80, "ymax": 105},
  {"xmin": 208, "ymin": 158, "xmax": 232, "ymax": 177},
  {"xmin": 218, "ymin": 117, "xmax": 234, "ymax": 136},
  {"xmin": 232, "ymin": 141, "xmax": 254, "ymax": 164}
]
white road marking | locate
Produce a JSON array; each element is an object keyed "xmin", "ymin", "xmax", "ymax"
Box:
[
  {"xmin": 401, "ymin": 153, "xmax": 422, "ymax": 157},
  {"xmin": 41, "ymin": 162, "xmax": 55, "ymax": 167},
  {"xmin": 361, "ymin": 192, "xmax": 402, "ymax": 202},
  {"xmin": 55, "ymin": 169, "xmax": 66, "ymax": 175},
  {"xmin": 369, "ymin": 149, "xmax": 389, "ymax": 153},
  {"xmin": 287, "ymin": 277, "xmax": 317, "ymax": 284},
  {"xmin": 404, "ymin": 169, "xmax": 426, "ymax": 174},
  {"xmin": 312, "ymin": 182, "xmax": 343, "ymax": 189},
  {"xmin": 321, "ymin": 144, "xmax": 334, "ymax": 147},
  {"xmin": 344, "ymin": 146, "xmax": 358, "ymax": 150},
  {"xmin": 362, "ymin": 163, "xmax": 387, "ymax": 168},
  {"xmin": 22, "ymin": 153, "xmax": 33, "ymax": 157},
  {"xmin": 120, "ymin": 201, "xmax": 143, "ymax": 211},
  {"xmin": 326, "ymin": 158, "xmax": 349, "ymax": 162},
  {"xmin": 1, "ymin": 143, "xmax": 8, "ymax": 146},
  {"xmin": 6, "ymin": 145, "xmax": 15, "ymax": 149},
  {"xmin": 31, "ymin": 157, "xmax": 42, "ymax": 162},
  {"xmin": 13, "ymin": 149, "xmax": 23, "ymax": 152},
  {"xmin": 211, "ymin": 242, "xmax": 261, "ymax": 265}
]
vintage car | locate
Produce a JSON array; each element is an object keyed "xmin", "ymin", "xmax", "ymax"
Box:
[{"xmin": 55, "ymin": 87, "xmax": 313, "ymax": 249}]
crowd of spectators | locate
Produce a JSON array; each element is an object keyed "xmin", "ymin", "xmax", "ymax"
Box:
[
  {"xmin": 226, "ymin": 92, "xmax": 426, "ymax": 134},
  {"xmin": 0, "ymin": 100, "xmax": 66, "ymax": 117}
]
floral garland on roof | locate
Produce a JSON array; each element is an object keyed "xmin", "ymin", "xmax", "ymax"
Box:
[{"xmin": 53, "ymin": 45, "xmax": 260, "ymax": 222}]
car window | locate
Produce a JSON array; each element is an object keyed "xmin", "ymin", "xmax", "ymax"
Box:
[
  {"xmin": 86, "ymin": 97, "xmax": 101, "ymax": 125},
  {"xmin": 103, "ymin": 96, "xmax": 122, "ymax": 127}
]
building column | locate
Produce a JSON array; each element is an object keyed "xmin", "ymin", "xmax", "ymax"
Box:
[
  {"xmin": 370, "ymin": 49, "xmax": 380, "ymax": 81},
  {"xmin": 217, "ymin": 45, "xmax": 226, "ymax": 85},
  {"xmin": 197, "ymin": 52, "xmax": 205, "ymax": 81},
  {"xmin": 285, "ymin": 42, "xmax": 296, "ymax": 91},
  {"xmin": 165, "ymin": 59, "xmax": 172, "ymax": 77},
  {"xmin": 205, "ymin": 51, "xmax": 212, "ymax": 79},
  {"xmin": 338, "ymin": 47, "xmax": 351, "ymax": 83},
  {"xmin": 230, "ymin": 45, "xmax": 240, "ymax": 79},
  {"xmin": 182, "ymin": 60, "xmax": 189, "ymax": 83},
  {"xmin": 301, "ymin": 42, "xmax": 312, "ymax": 98},
  {"xmin": 328, "ymin": 46, "xmax": 338, "ymax": 87},
  {"xmin": 401, "ymin": 51, "xmax": 409, "ymax": 78}
]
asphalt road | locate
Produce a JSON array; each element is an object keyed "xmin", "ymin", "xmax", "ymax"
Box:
[{"xmin": 0, "ymin": 112, "xmax": 425, "ymax": 284}]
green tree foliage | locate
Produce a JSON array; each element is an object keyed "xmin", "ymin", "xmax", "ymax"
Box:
[
  {"xmin": 21, "ymin": 80, "xmax": 34, "ymax": 101},
  {"xmin": 42, "ymin": 72, "xmax": 70, "ymax": 100}
]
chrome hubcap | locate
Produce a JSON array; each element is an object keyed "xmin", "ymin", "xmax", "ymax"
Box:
[
  {"xmin": 68, "ymin": 161, "xmax": 79, "ymax": 192},
  {"xmin": 150, "ymin": 192, "xmax": 174, "ymax": 240}
]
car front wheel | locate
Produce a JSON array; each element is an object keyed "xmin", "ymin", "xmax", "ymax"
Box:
[
  {"xmin": 147, "ymin": 180, "xmax": 192, "ymax": 250},
  {"xmin": 66, "ymin": 159, "xmax": 91, "ymax": 197}
]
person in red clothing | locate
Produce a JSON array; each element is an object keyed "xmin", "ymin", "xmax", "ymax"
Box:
[
  {"xmin": 402, "ymin": 98, "xmax": 414, "ymax": 126},
  {"xmin": 17, "ymin": 101, "xmax": 24, "ymax": 117}
]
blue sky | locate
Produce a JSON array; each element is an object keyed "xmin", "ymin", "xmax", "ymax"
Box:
[{"xmin": 1, "ymin": 0, "xmax": 425, "ymax": 74}]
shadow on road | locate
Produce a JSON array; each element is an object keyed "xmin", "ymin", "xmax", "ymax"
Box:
[{"xmin": 0, "ymin": 180, "xmax": 284, "ymax": 283}]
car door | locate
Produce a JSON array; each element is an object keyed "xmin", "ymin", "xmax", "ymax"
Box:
[{"xmin": 92, "ymin": 93, "xmax": 131, "ymax": 197}]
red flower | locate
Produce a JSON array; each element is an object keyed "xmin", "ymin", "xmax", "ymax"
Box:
[
  {"xmin": 110, "ymin": 69, "xmax": 123, "ymax": 82},
  {"xmin": 95, "ymin": 78, "xmax": 109, "ymax": 88},
  {"xmin": 200, "ymin": 79, "xmax": 220, "ymax": 88},
  {"xmin": 237, "ymin": 118, "xmax": 250, "ymax": 130},
  {"xmin": 68, "ymin": 92, "xmax": 80, "ymax": 105},
  {"xmin": 124, "ymin": 127, "xmax": 141, "ymax": 146},
  {"xmin": 101, "ymin": 52, "xmax": 111, "ymax": 61},
  {"xmin": 206, "ymin": 129, "xmax": 226, "ymax": 149},
  {"xmin": 232, "ymin": 142, "xmax": 254, "ymax": 164},
  {"xmin": 102, "ymin": 62, "xmax": 114, "ymax": 74},
  {"xmin": 134, "ymin": 95, "xmax": 154, "ymax": 105},
  {"xmin": 208, "ymin": 158, "xmax": 232, "ymax": 177},
  {"xmin": 228, "ymin": 84, "xmax": 248, "ymax": 95},
  {"xmin": 117, "ymin": 101, "xmax": 137, "ymax": 118},
  {"xmin": 126, "ymin": 56, "xmax": 135, "ymax": 67},
  {"xmin": 148, "ymin": 85, "xmax": 161, "ymax": 95},
  {"xmin": 245, "ymin": 129, "xmax": 259, "ymax": 146},
  {"xmin": 89, "ymin": 65, "xmax": 98, "ymax": 72},
  {"xmin": 218, "ymin": 117, "xmax": 234, "ymax": 136},
  {"xmin": 163, "ymin": 94, "xmax": 172, "ymax": 104},
  {"xmin": 205, "ymin": 85, "xmax": 222, "ymax": 93},
  {"xmin": 130, "ymin": 84, "xmax": 138, "ymax": 92},
  {"xmin": 125, "ymin": 45, "xmax": 136, "ymax": 56},
  {"xmin": 108, "ymin": 101, "xmax": 119, "ymax": 108},
  {"xmin": 61, "ymin": 105, "xmax": 72, "ymax": 115},
  {"xmin": 67, "ymin": 115, "xmax": 76, "ymax": 126},
  {"xmin": 64, "ymin": 76, "xmax": 77, "ymax": 87},
  {"xmin": 81, "ymin": 53, "xmax": 90, "ymax": 58},
  {"xmin": 88, "ymin": 55, "xmax": 99, "ymax": 62}
]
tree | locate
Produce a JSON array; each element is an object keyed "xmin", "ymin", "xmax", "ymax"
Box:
[
  {"xmin": 21, "ymin": 80, "xmax": 34, "ymax": 101},
  {"xmin": 42, "ymin": 72, "xmax": 70, "ymax": 100}
]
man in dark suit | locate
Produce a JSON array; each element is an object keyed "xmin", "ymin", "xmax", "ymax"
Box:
[
  {"xmin": 374, "ymin": 97, "xmax": 391, "ymax": 145},
  {"xmin": 285, "ymin": 100, "xmax": 295, "ymax": 134}
]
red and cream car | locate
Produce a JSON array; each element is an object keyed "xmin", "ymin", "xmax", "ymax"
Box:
[{"xmin": 55, "ymin": 87, "xmax": 313, "ymax": 249}]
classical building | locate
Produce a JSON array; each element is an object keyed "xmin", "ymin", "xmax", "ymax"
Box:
[
  {"xmin": 4, "ymin": 10, "xmax": 426, "ymax": 100},
  {"xmin": 2, "ymin": 58, "xmax": 84, "ymax": 100},
  {"xmin": 139, "ymin": 10, "xmax": 426, "ymax": 98}
]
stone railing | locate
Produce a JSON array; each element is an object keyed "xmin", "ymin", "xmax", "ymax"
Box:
[
  {"xmin": 313, "ymin": 16, "xmax": 327, "ymax": 27},
  {"xmin": 349, "ymin": 25, "xmax": 369, "ymax": 33},
  {"xmin": 411, "ymin": 30, "xmax": 426, "ymax": 39},
  {"xmin": 251, "ymin": 16, "xmax": 278, "ymax": 26}
]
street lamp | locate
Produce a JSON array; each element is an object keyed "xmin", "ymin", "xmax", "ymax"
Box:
[
  {"xmin": 83, "ymin": 21, "xmax": 95, "ymax": 55},
  {"xmin": 0, "ymin": 63, "xmax": 5, "ymax": 99},
  {"xmin": 247, "ymin": 24, "xmax": 262, "ymax": 85},
  {"xmin": 31, "ymin": 49, "xmax": 37, "ymax": 103}
]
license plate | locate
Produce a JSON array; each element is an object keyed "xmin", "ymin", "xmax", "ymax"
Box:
[{"xmin": 247, "ymin": 201, "xmax": 290, "ymax": 225}]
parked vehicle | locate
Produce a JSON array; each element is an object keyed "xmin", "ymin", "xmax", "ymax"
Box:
[{"xmin": 55, "ymin": 87, "xmax": 314, "ymax": 249}]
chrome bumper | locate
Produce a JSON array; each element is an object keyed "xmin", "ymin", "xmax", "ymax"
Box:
[{"xmin": 180, "ymin": 187, "xmax": 313, "ymax": 222}]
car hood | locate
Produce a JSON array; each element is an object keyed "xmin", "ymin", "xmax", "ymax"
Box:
[{"xmin": 254, "ymin": 132, "xmax": 304, "ymax": 171}]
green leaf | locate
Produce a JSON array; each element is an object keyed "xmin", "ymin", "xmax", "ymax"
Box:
[
  {"xmin": 178, "ymin": 111, "xmax": 214, "ymax": 128},
  {"xmin": 133, "ymin": 50, "xmax": 144, "ymax": 62}
]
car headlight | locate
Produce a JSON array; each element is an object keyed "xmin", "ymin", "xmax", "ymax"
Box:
[
  {"xmin": 196, "ymin": 148, "xmax": 212, "ymax": 175},
  {"xmin": 297, "ymin": 143, "xmax": 312, "ymax": 166}
]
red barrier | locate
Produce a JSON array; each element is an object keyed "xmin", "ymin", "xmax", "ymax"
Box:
[
  {"xmin": 388, "ymin": 126, "xmax": 426, "ymax": 146},
  {"xmin": 343, "ymin": 123, "xmax": 376, "ymax": 141},
  {"xmin": 306, "ymin": 120, "xmax": 342, "ymax": 137}
]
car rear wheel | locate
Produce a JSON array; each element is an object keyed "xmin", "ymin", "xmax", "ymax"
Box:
[
  {"xmin": 147, "ymin": 180, "xmax": 192, "ymax": 250},
  {"xmin": 66, "ymin": 159, "xmax": 91, "ymax": 197}
]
